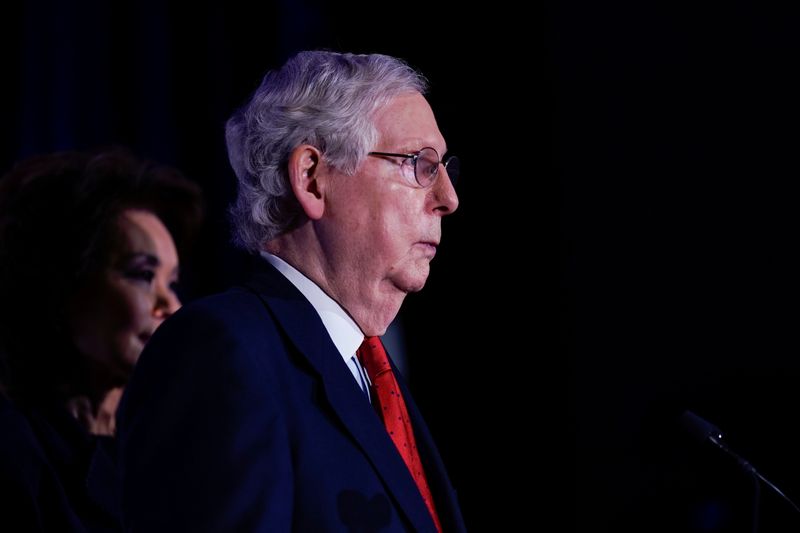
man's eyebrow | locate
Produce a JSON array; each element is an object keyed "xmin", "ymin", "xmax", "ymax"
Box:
[{"xmin": 394, "ymin": 139, "xmax": 449, "ymax": 155}]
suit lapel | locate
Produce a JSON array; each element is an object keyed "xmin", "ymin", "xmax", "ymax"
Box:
[{"xmin": 244, "ymin": 262, "xmax": 436, "ymax": 531}]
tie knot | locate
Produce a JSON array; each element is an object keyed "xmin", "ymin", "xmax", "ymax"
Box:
[{"xmin": 357, "ymin": 336, "xmax": 391, "ymax": 380}]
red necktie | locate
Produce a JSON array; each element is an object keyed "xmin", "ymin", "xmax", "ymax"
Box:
[{"xmin": 357, "ymin": 336, "xmax": 442, "ymax": 532}]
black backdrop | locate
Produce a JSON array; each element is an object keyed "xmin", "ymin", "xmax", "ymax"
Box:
[
  {"xmin": 2, "ymin": 1, "xmax": 530, "ymax": 530},
  {"xmin": 553, "ymin": 1, "xmax": 800, "ymax": 531}
]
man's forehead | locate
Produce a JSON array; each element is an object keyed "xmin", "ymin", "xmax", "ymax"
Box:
[{"xmin": 374, "ymin": 94, "xmax": 446, "ymax": 152}]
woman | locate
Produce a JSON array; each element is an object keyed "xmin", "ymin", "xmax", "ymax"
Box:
[{"xmin": 0, "ymin": 149, "xmax": 202, "ymax": 531}]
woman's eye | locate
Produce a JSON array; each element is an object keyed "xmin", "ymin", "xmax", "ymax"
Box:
[{"xmin": 125, "ymin": 269, "xmax": 155, "ymax": 283}]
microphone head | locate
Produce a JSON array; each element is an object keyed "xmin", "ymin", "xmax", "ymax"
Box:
[{"xmin": 679, "ymin": 410, "xmax": 723, "ymax": 444}]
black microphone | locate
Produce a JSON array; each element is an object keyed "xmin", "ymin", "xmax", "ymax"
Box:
[
  {"xmin": 679, "ymin": 410, "xmax": 758, "ymax": 476},
  {"xmin": 679, "ymin": 410, "xmax": 800, "ymax": 527}
]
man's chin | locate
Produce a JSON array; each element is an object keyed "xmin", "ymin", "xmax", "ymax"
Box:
[{"xmin": 396, "ymin": 277, "xmax": 428, "ymax": 294}]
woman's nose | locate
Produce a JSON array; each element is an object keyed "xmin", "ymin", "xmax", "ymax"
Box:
[{"xmin": 153, "ymin": 284, "xmax": 181, "ymax": 321}]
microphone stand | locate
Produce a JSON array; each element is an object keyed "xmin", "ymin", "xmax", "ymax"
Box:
[{"xmin": 681, "ymin": 410, "xmax": 800, "ymax": 532}]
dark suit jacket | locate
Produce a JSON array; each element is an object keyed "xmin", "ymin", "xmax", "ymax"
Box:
[
  {"xmin": 0, "ymin": 395, "xmax": 122, "ymax": 532},
  {"xmin": 117, "ymin": 260, "xmax": 466, "ymax": 532}
]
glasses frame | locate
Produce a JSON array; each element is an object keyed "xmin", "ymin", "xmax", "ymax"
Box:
[{"xmin": 368, "ymin": 147, "xmax": 458, "ymax": 188}]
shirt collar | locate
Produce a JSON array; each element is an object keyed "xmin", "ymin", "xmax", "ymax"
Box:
[{"xmin": 260, "ymin": 252, "xmax": 364, "ymax": 361}]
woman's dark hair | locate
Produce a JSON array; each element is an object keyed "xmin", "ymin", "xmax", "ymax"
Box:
[{"xmin": 0, "ymin": 148, "xmax": 203, "ymax": 403}]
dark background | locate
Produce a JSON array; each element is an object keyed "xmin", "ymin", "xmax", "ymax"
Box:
[
  {"xmin": 552, "ymin": 1, "xmax": 800, "ymax": 531},
  {"xmin": 2, "ymin": 1, "xmax": 526, "ymax": 530}
]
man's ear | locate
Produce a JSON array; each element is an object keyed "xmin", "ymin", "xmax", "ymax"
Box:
[{"xmin": 288, "ymin": 144, "xmax": 325, "ymax": 220}]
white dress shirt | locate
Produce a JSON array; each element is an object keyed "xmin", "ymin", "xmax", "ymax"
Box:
[{"xmin": 261, "ymin": 252, "xmax": 371, "ymax": 399}]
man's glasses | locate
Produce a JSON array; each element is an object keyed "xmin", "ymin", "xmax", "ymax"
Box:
[{"xmin": 368, "ymin": 147, "xmax": 459, "ymax": 188}]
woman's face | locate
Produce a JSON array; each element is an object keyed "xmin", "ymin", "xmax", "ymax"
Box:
[{"xmin": 69, "ymin": 209, "xmax": 181, "ymax": 381}]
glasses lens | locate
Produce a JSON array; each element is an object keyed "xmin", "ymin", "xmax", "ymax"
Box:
[
  {"xmin": 443, "ymin": 156, "xmax": 459, "ymax": 185},
  {"xmin": 415, "ymin": 147, "xmax": 440, "ymax": 187}
]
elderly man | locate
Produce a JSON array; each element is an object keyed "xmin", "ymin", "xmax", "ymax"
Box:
[{"xmin": 118, "ymin": 51, "xmax": 465, "ymax": 532}]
